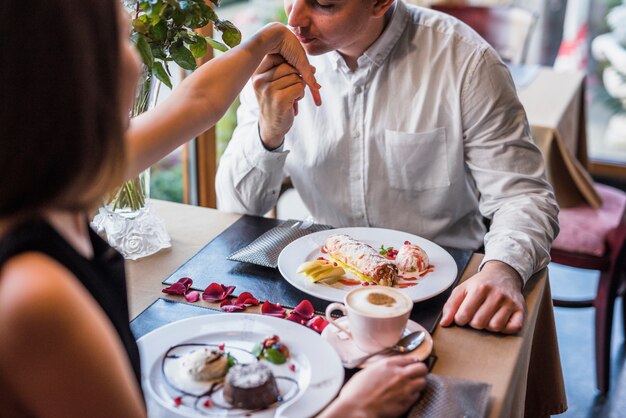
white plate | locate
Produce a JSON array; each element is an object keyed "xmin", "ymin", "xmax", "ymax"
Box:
[
  {"xmin": 321, "ymin": 318, "xmax": 433, "ymax": 367},
  {"xmin": 277, "ymin": 227, "xmax": 457, "ymax": 303},
  {"xmin": 138, "ymin": 314, "xmax": 344, "ymax": 418}
]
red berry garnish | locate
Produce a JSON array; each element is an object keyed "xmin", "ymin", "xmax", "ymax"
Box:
[
  {"xmin": 204, "ymin": 399, "xmax": 213, "ymax": 408},
  {"xmin": 371, "ymin": 282, "xmax": 378, "ymax": 286},
  {"xmin": 174, "ymin": 396, "xmax": 183, "ymax": 407},
  {"xmin": 317, "ymin": 256, "xmax": 325, "ymax": 260},
  {"xmin": 362, "ymin": 282, "xmax": 369, "ymax": 286},
  {"xmin": 289, "ymin": 364, "xmax": 296, "ymax": 372},
  {"xmin": 404, "ymin": 241, "xmax": 410, "ymax": 245},
  {"xmin": 333, "ymin": 262, "xmax": 338, "ymax": 266},
  {"xmin": 218, "ymin": 343, "xmax": 225, "ymax": 351}
]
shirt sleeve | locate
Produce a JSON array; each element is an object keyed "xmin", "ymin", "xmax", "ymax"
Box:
[
  {"xmin": 215, "ymin": 80, "xmax": 289, "ymax": 215},
  {"xmin": 461, "ymin": 48, "xmax": 560, "ymax": 283}
]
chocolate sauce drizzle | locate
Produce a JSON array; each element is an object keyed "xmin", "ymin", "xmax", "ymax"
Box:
[{"xmin": 161, "ymin": 343, "xmax": 300, "ymax": 416}]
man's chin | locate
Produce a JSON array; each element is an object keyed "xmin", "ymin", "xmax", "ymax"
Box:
[{"xmin": 302, "ymin": 43, "xmax": 332, "ymax": 56}]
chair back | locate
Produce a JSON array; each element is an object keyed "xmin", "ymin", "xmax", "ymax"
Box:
[{"xmin": 431, "ymin": 5, "xmax": 538, "ymax": 65}]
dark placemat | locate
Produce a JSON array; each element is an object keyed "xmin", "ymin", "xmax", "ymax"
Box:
[
  {"xmin": 130, "ymin": 298, "xmax": 220, "ymax": 340},
  {"xmin": 162, "ymin": 215, "xmax": 472, "ymax": 333}
]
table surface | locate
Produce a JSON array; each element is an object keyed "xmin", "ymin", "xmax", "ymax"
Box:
[{"xmin": 125, "ymin": 200, "xmax": 555, "ymax": 418}]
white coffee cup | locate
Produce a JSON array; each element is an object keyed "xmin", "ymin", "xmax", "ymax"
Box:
[{"xmin": 325, "ymin": 286, "xmax": 414, "ymax": 353}]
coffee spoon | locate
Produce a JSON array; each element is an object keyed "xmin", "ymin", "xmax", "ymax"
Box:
[{"xmin": 342, "ymin": 330, "xmax": 426, "ymax": 369}]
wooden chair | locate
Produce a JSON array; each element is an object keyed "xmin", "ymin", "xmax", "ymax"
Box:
[
  {"xmin": 550, "ymin": 183, "xmax": 626, "ymax": 394},
  {"xmin": 431, "ymin": 4, "xmax": 538, "ymax": 65}
]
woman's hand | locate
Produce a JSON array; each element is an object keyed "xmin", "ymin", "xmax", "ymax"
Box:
[
  {"xmin": 318, "ymin": 356, "xmax": 428, "ymax": 418},
  {"xmin": 260, "ymin": 22, "xmax": 321, "ymax": 106}
]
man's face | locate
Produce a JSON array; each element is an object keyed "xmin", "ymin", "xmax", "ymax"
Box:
[{"xmin": 284, "ymin": 0, "xmax": 376, "ymax": 57}]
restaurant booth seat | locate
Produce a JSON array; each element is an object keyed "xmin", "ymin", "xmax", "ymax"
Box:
[
  {"xmin": 550, "ymin": 183, "xmax": 626, "ymax": 395},
  {"xmin": 430, "ymin": 4, "xmax": 538, "ymax": 65}
]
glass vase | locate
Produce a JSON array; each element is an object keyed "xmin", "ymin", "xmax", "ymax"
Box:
[{"xmin": 92, "ymin": 66, "xmax": 171, "ymax": 260}]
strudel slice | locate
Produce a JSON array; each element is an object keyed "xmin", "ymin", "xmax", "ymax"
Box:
[{"xmin": 325, "ymin": 234, "xmax": 398, "ymax": 286}]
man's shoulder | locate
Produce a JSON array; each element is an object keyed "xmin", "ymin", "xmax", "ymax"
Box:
[{"xmin": 403, "ymin": 4, "xmax": 490, "ymax": 54}]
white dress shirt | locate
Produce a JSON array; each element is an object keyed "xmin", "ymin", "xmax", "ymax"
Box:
[{"xmin": 216, "ymin": 1, "xmax": 559, "ymax": 282}]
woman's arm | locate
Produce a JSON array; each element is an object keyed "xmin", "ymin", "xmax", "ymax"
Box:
[
  {"xmin": 125, "ymin": 22, "xmax": 320, "ymax": 178},
  {"xmin": 0, "ymin": 253, "xmax": 146, "ymax": 418}
]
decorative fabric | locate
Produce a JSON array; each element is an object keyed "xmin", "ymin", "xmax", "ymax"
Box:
[
  {"xmin": 228, "ymin": 219, "xmax": 331, "ymax": 268},
  {"xmin": 409, "ymin": 374, "xmax": 491, "ymax": 418}
]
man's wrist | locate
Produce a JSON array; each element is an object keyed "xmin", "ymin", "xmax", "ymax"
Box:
[
  {"xmin": 483, "ymin": 260, "xmax": 524, "ymax": 290},
  {"xmin": 258, "ymin": 122, "xmax": 284, "ymax": 151}
]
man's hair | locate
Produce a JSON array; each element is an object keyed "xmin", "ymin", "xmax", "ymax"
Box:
[{"xmin": 0, "ymin": 0, "xmax": 126, "ymax": 217}]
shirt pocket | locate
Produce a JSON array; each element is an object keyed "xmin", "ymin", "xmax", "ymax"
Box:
[{"xmin": 383, "ymin": 127, "xmax": 450, "ymax": 192}]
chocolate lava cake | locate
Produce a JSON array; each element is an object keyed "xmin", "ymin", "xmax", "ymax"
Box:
[{"xmin": 223, "ymin": 363, "xmax": 279, "ymax": 410}]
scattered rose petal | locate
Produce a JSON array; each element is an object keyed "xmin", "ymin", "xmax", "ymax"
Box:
[
  {"xmin": 261, "ymin": 301, "xmax": 286, "ymax": 318},
  {"xmin": 292, "ymin": 299, "xmax": 315, "ymax": 320},
  {"xmin": 219, "ymin": 299, "xmax": 246, "ymax": 312},
  {"xmin": 306, "ymin": 316, "xmax": 329, "ymax": 333},
  {"xmin": 184, "ymin": 291, "xmax": 200, "ymax": 303},
  {"xmin": 202, "ymin": 283, "xmax": 236, "ymax": 302},
  {"xmin": 235, "ymin": 292, "xmax": 260, "ymax": 307},
  {"xmin": 162, "ymin": 277, "xmax": 193, "ymax": 295},
  {"xmin": 286, "ymin": 311, "xmax": 307, "ymax": 324}
]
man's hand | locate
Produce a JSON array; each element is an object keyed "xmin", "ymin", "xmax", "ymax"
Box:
[
  {"xmin": 252, "ymin": 54, "xmax": 307, "ymax": 150},
  {"xmin": 440, "ymin": 260, "xmax": 526, "ymax": 334}
]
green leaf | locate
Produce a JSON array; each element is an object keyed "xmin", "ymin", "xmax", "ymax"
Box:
[
  {"xmin": 150, "ymin": 19, "xmax": 168, "ymax": 42},
  {"xmin": 146, "ymin": 0, "xmax": 165, "ymax": 23},
  {"xmin": 131, "ymin": 18, "xmax": 149, "ymax": 34},
  {"xmin": 215, "ymin": 20, "xmax": 241, "ymax": 48},
  {"xmin": 133, "ymin": 33, "xmax": 154, "ymax": 68},
  {"xmin": 206, "ymin": 37, "xmax": 228, "ymax": 53},
  {"xmin": 170, "ymin": 42, "xmax": 196, "ymax": 70},
  {"xmin": 264, "ymin": 348, "xmax": 287, "ymax": 365},
  {"xmin": 190, "ymin": 35, "xmax": 208, "ymax": 58},
  {"xmin": 251, "ymin": 343, "xmax": 263, "ymax": 358},
  {"xmin": 152, "ymin": 61, "xmax": 172, "ymax": 89},
  {"xmin": 226, "ymin": 352, "xmax": 237, "ymax": 368}
]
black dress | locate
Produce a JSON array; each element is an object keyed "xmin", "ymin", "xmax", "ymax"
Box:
[{"xmin": 0, "ymin": 218, "xmax": 142, "ymax": 390}]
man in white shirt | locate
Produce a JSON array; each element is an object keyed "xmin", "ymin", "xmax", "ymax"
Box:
[{"xmin": 216, "ymin": 0, "xmax": 559, "ymax": 334}]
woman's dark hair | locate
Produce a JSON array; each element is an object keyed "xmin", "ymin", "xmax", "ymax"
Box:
[{"xmin": 0, "ymin": 0, "xmax": 125, "ymax": 216}]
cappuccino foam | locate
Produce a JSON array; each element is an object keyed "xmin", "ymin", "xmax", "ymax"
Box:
[{"xmin": 347, "ymin": 287, "xmax": 412, "ymax": 318}]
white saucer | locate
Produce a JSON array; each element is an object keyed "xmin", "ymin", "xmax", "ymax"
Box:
[{"xmin": 321, "ymin": 317, "xmax": 433, "ymax": 368}]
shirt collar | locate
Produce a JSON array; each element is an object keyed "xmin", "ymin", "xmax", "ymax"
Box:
[{"xmin": 327, "ymin": 0, "xmax": 409, "ymax": 71}]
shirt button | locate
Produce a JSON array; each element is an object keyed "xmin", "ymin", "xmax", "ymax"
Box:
[
  {"xmin": 354, "ymin": 86, "xmax": 362, "ymax": 93},
  {"xmin": 352, "ymin": 130, "xmax": 359, "ymax": 138}
]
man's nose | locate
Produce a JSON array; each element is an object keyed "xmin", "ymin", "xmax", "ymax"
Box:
[{"xmin": 286, "ymin": 0, "xmax": 309, "ymax": 29}]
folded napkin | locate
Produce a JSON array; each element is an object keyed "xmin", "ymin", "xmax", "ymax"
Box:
[
  {"xmin": 409, "ymin": 375, "xmax": 491, "ymax": 418},
  {"xmin": 227, "ymin": 219, "xmax": 332, "ymax": 268}
]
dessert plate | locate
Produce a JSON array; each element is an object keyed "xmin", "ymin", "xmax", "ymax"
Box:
[
  {"xmin": 321, "ymin": 318, "xmax": 433, "ymax": 368},
  {"xmin": 138, "ymin": 313, "xmax": 344, "ymax": 418},
  {"xmin": 277, "ymin": 227, "xmax": 457, "ymax": 303}
]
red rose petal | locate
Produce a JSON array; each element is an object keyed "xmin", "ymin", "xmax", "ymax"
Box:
[
  {"xmin": 306, "ymin": 316, "xmax": 329, "ymax": 333},
  {"xmin": 162, "ymin": 282, "xmax": 187, "ymax": 295},
  {"xmin": 286, "ymin": 311, "xmax": 307, "ymax": 324},
  {"xmin": 261, "ymin": 301, "xmax": 286, "ymax": 318},
  {"xmin": 179, "ymin": 277, "xmax": 193, "ymax": 291},
  {"xmin": 184, "ymin": 291, "xmax": 200, "ymax": 303},
  {"xmin": 202, "ymin": 283, "xmax": 236, "ymax": 302},
  {"xmin": 219, "ymin": 299, "xmax": 246, "ymax": 312},
  {"xmin": 292, "ymin": 299, "xmax": 314, "ymax": 320},
  {"xmin": 235, "ymin": 292, "xmax": 260, "ymax": 307}
]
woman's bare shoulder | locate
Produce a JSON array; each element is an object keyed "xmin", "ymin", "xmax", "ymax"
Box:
[{"xmin": 0, "ymin": 252, "xmax": 92, "ymax": 353}]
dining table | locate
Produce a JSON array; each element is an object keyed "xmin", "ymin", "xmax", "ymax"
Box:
[
  {"xmin": 125, "ymin": 199, "xmax": 567, "ymax": 418},
  {"xmin": 515, "ymin": 65, "xmax": 601, "ymax": 209}
]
